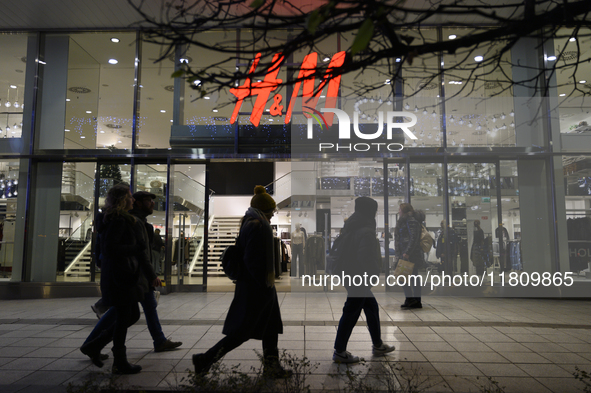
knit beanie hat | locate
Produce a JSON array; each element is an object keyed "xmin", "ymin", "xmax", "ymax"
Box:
[
  {"xmin": 250, "ymin": 185, "xmax": 276, "ymax": 213},
  {"xmin": 355, "ymin": 196, "xmax": 378, "ymax": 217}
]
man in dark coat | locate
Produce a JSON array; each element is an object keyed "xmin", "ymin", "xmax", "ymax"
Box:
[
  {"xmin": 81, "ymin": 192, "xmax": 181, "ymax": 366},
  {"xmin": 436, "ymin": 220, "xmax": 458, "ymax": 274},
  {"xmin": 192, "ymin": 186, "xmax": 291, "ymax": 378},
  {"xmin": 333, "ymin": 197, "xmax": 395, "ymax": 363},
  {"xmin": 129, "ymin": 191, "xmax": 182, "ymax": 353}
]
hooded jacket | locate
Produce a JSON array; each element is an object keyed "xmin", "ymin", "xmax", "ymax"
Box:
[{"xmin": 340, "ymin": 211, "xmax": 382, "ymax": 279}]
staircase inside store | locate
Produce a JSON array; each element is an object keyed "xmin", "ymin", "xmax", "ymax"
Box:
[
  {"xmin": 189, "ymin": 216, "xmax": 242, "ymax": 277},
  {"xmin": 63, "ymin": 240, "xmax": 92, "ymax": 278}
]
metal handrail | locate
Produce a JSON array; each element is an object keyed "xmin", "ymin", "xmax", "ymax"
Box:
[
  {"xmin": 64, "ymin": 214, "xmax": 93, "ymax": 249},
  {"xmin": 64, "ymin": 241, "xmax": 92, "ymax": 274},
  {"xmin": 188, "ymin": 213, "xmax": 215, "ymax": 275},
  {"xmin": 264, "ymin": 171, "xmax": 291, "ymax": 194}
]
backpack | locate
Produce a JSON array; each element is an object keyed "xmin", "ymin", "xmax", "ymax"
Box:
[
  {"xmin": 326, "ymin": 231, "xmax": 353, "ymax": 275},
  {"xmin": 420, "ymin": 225, "xmax": 434, "ymax": 253},
  {"xmin": 221, "ymin": 241, "xmax": 243, "ymax": 281}
]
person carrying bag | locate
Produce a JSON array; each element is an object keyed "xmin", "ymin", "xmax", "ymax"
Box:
[{"xmin": 394, "ymin": 203, "xmax": 425, "ymax": 309}]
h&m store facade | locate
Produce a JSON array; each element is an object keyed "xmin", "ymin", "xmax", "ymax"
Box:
[{"xmin": 0, "ymin": 26, "xmax": 590, "ymax": 298}]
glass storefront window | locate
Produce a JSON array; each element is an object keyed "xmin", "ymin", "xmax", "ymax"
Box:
[
  {"xmin": 0, "ymin": 160, "xmax": 19, "ymax": 280},
  {"xmin": 442, "ymin": 28, "xmax": 515, "ymax": 147},
  {"xmin": 58, "ymin": 162, "xmax": 96, "ymax": 282},
  {"xmin": 64, "ymin": 33, "xmax": 136, "ymax": 150},
  {"xmin": 446, "ymin": 162, "xmax": 496, "ymax": 276},
  {"xmin": 555, "ymin": 27, "xmax": 591, "ymax": 135},
  {"xmin": 562, "ymin": 155, "xmax": 591, "ymax": 276},
  {"xmin": 134, "ymin": 164, "xmax": 168, "ymax": 277},
  {"xmin": 138, "ymin": 41, "xmax": 175, "ymax": 149},
  {"xmin": 0, "ymin": 34, "xmax": 27, "ymax": 139},
  {"xmin": 169, "ymin": 164, "xmax": 206, "ymax": 288}
]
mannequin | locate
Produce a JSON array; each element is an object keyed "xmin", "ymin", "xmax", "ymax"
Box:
[
  {"xmin": 495, "ymin": 223, "xmax": 510, "ymax": 272},
  {"xmin": 291, "ymin": 224, "xmax": 305, "ymax": 277}
]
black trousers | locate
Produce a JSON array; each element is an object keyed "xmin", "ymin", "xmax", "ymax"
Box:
[
  {"xmin": 113, "ymin": 302, "xmax": 140, "ymax": 350},
  {"xmin": 291, "ymin": 243, "xmax": 304, "ymax": 276},
  {"xmin": 204, "ymin": 330, "xmax": 279, "ymax": 365}
]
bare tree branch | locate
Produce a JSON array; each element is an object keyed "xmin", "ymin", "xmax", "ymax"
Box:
[{"xmin": 129, "ymin": 0, "xmax": 591, "ymax": 105}]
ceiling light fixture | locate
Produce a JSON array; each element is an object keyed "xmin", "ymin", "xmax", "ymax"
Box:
[
  {"xmin": 111, "ymin": 37, "xmax": 120, "ymax": 43},
  {"xmin": 474, "ymin": 55, "xmax": 484, "ymax": 62},
  {"xmin": 108, "ymin": 59, "xmax": 118, "ymax": 65}
]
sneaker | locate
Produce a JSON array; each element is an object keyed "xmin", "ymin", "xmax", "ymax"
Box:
[
  {"xmin": 332, "ymin": 350, "xmax": 360, "ymax": 363},
  {"xmin": 372, "ymin": 343, "xmax": 395, "ymax": 356},
  {"xmin": 154, "ymin": 339, "xmax": 182, "ymax": 352}
]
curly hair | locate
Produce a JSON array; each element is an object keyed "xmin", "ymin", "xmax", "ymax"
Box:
[
  {"xmin": 103, "ymin": 183, "xmax": 135, "ymax": 223},
  {"xmin": 399, "ymin": 203, "xmax": 415, "ymax": 217}
]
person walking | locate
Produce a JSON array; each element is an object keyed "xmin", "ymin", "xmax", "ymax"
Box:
[
  {"xmin": 192, "ymin": 186, "xmax": 291, "ymax": 378},
  {"xmin": 81, "ymin": 190, "xmax": 181, "ymax": 370},
  {"xmin": 395, "ymin": 203, "xmax": 425, "ymax": 310},
  {"xmin": 152, "ymin": 228, "xmax": 164, "ymax": 275},
  {"xmin": 332, "ymin": 196, "xmax": 396, "ymax": 363},
  {"xmin": 436, "ymin": 220, "xmax": 458, "ymax": 274},
  {"xmin": 86, "ymin": 184, "xmax": 146, "ymax": 374},
  {"xmin": 129, "ymin": 191, "xmax": 181, "ymax": 352},
  {"xmin": 471, "ymin": 219, "xmax": 486, "ymax": 275}
]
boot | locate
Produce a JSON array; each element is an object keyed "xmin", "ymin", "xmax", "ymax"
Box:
[
  {"xmin": 80, "ymin": 330, "xmax": 113, "ymax": 368},
  {"xmin": 112, "ymin": 346, "xmax": 142, "ymax": 374},
  {"xmin": 192, "ymin": 353, "xmax": 214, "ymax": 375},
  {"xmin": 263, "ymin": 356, "xmax": 293, "ymax": 379}
]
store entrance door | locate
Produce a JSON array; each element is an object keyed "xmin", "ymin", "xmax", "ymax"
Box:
[{"xmin": 166, "ymin": 162, "xmax": 207, "ymax": 292}]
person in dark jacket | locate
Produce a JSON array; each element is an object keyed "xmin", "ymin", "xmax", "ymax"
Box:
[
  {"xmin": 471, "ymin": 219, "xmax": 486, "ymax": 275},
  {"xmin": 90, "ymin": 184, "xmax": 146, "ymax": 374},
  {"xmin": 333, "ymin": 197, "xmax": 395, "ymax": 363},
  {"xmin": 395, "ymin": 203, "xmax": 425, "ymax": 309},
  {"xmin": 81, "ymin": 192, "xmax": 181, "ymax": 369},
  {"xmin": 192, "ymin": 186, "xmax": 291, "ymax": 378},
  {"xmin": 130, "ymin": 191, "xmax": 182, "ymax": 352},
  {"xmin": 436, "ymin": 220, "xmax": 457, "ymax": 274},
  {"xmin": 152, "ymin": 228, "xmax": 164, "ymax": 274}
]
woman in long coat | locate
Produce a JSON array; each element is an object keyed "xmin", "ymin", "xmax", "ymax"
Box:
[
  {"xmin": 97, "ymin": 184, "xmax": 148, "ymax": 374},
  {"xmin": 192, "ymin": 186, "xmax": 290, "ymax": 378},
  {"xmin": 395, "ymin": 203, "xmax": 425, "ymax": 309}
]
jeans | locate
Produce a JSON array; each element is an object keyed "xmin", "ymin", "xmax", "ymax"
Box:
[
  {"xmin": 403, "ymin": 264, "xmax": 422, "ymax": 301},
  {"xmin": 84, "ymin": 290, "xmax": 166, "ymax": 349},
  {"xmin": 142, "ymin": 289, "xmax": 167, "ymax": 347},
  {"xmin": 334, "ymin": 288, "xmax": 382, "ymax": 352},
  {"xmin": 151, "ymin": 250, "xmax": 162, "ymax": 274}
]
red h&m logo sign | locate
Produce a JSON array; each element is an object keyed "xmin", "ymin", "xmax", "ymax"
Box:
[{"xmin": 230, "ymin": 51, "xmax": 346, "ymax": 127}]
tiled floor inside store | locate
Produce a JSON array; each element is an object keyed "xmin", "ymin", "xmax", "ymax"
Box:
[{"xmin": 0, "ymin": 289, "xmax": 590, "ymax": 392}]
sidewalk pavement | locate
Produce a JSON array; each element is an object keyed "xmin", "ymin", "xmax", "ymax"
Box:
[{"xmin": 0, "ymin": 291, "xmax": 590, "ymax": 392}]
